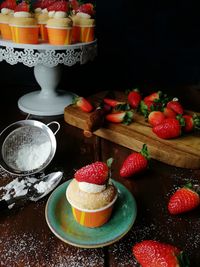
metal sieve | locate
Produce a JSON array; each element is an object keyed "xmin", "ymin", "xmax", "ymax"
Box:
[{"xmin": 0, "ymin": 120, "xmax": 60, "ymax": 176}]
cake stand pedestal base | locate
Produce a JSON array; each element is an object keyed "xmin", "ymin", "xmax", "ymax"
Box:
[
  {"xmin": 18, "ymin": 64, "xmax": 75, "ymax": 116},
  {"xmin": 18, "ymin": 90, "xmax": 75, "ymax": 116}
]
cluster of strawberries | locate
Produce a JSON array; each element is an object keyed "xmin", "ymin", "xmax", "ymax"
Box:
[
  {"xmin": 0, "ymin": 0, "xmax": 95, "ymax": 16},
  {"xmin": 138, "ymin": 90, "xmax": 200, "ymax": 139},
  {"xmin": 73, "ymin": 89, "xmax": 200, "ymax": 140}
]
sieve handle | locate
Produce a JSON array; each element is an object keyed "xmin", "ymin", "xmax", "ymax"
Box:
[{"xmin": 47, "ymin": 121, "xmax": 60, "ymax": 135}]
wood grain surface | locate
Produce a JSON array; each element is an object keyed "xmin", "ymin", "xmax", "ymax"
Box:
[{"xmin": 64, "ymin": 91, "xmax": 200, "ymax": 169}]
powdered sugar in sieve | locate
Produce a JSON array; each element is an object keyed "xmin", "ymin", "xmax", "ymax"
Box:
[{"xmin": 2, "ymin": 125, "xmax": 51, "ymax": 172}]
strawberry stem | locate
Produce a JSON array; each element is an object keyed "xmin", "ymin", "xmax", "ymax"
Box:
[
  {"xmin": 177, "ymin": 251, "xmax": 190, "ymax": 267},
  {"xmin": 107, "ymin": 158, "xmax": 114, "ymax": 180},
  {"xmin": 140, "ymin": 144, "xmax": 150, "ymax": 160},
  {"xmin": 123, "ymin": 110, "xmax": 134, "ymax": 125}
]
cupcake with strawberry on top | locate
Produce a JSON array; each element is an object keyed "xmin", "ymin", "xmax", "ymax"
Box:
[
  {"xmin": 66, "ymin": 159, "xmax": 118, "ymax": 228},
  {"xmin": 0, "ymin": 0, "xmax": 17, "ymax": 40},
  {"xmin": 9, "ymin": 0, "xmax": 39, "ymax": 44},
  {"xmin": 70, "ymin": 2, "xmax": 95, "ymax": 43},
  {"xmin": 46, "ymin": 0, "xmax": 72, "ymax": 45},
  {"xmin": 35, "ymin": 0, "xmax": 57, "ymax": 42}
]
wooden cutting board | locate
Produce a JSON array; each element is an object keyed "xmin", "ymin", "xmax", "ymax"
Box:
[{"xmin": 64, "ymin": 91, "xmax": 200, "ymax": 169}]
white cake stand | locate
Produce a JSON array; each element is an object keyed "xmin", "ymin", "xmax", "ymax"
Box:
[{"xmin": 0, "ymin": 39, "xmax": 97, "ymax": 116}]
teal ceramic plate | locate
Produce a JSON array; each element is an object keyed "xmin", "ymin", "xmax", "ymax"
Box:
[{"xmin": 45, "ymin": 179, "xmax": 137, "ymax": 248}]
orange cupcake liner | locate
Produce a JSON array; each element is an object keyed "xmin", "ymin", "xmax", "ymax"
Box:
[
  {"xmin": 39, "ymin": 24, "xmax": 48, "ymax": 42},
  {"xmin": 72, "ymin": 206, "xmax": 114, "ymax": 228},
  {"xmin": 0, "ymin": 23, "xmax": 12, "ymax": 40},
  {"xmin": 11, "ymin": 26, "xmax": 39, "ymax": 44},
  {"xmin": 47, "ymin": 27, "xmax": 72, "ymax": 45},
  {"xmin": 72, "ymin": 25, "xmax": 80, "ymax": 43},
  {"xmin": 80, "ymin": 26, "xmax": 95, "ymax": 43}
]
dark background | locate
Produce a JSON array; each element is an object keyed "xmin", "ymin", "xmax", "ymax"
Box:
[{"xmin": 1, "ymin": 1, "xmax": 200, "ymax": 110}]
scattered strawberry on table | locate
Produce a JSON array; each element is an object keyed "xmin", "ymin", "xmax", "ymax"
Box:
[
  {"xmin": 132, "ymin": 240, "xmax": 190, "ymax": 267},
  {"xmin": 120, "ymin": 144, "xmax": 150, "ymax": 178},
  {"xmin": 73, "ymin": 96, "xmax": 93, "ymax": 113},
  {"xmin": 168, "ymin": 183, "xmax": 200, "ymax": 215}
]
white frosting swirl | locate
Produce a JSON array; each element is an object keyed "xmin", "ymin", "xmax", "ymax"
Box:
[
  {"xmin": 1, "ymin": 8, "xmax": 13, "ymax": 15},
  {"xmin": 54, "ymin": 11, "xmax": 67, "ymax": 18},
  {"xmin": 35, "ymin": 7, "xmax": 42, "ymax": 13},
  {"xmin": 14, "ymin": 11, "xmax": 32, "ymax": 18},
  {"xmin": 77, "ymin": 12, "xmax": 91, "ymax": 19},
  {"xmin": 42, "ymin": 8, "xmax": 48, "ymax": 13},
  {"xmin": 78, "ymin": 181, "xmax": 106, "ymax": 193}
]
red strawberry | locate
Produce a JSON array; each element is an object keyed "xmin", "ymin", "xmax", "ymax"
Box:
[
  {"xmin": 167, "ymin": 100, "xmax": 184, "ymax": 115},
  {"xmin": 103, "ymin": 98, "xmax": 126, "ymax": 108},
  {"xmin": 77, "ymin": 3, "xmax": 95, "ymax": 16},
  {"xmin": 127, "ymin": 89, "xmax": 142, "ymax": 109},
  {"xmin": 74, "ymin": 161, "xmax": 109, "ymax": 185},
  {"xmin": 41, "ymin": 0, "xmax": 57, "ymax": 9},
  {"xmin": 152, "ymin": 118, "xmax": 182, "ymax": 139},
  {"xmin": 132, "ymin": 240, "xmax": 189, "ymax": 267},
  {"xmin": 105, "ymin": 111, "xmax": 133, "ymax": 125},
  {"xmin": 148, "ymin": 111, "xmax": 165, "ymax": 127},
  {"xmin": 120, "ymin": 144, "xmax": 149, "ymax": 178},
  {"xmin": 69, "ymin": 0, "xmax": 79, "ymax": 11},
  {"xmin": 47, "ymin": 0, "xmax": 68, "ymax": 12},
  {"xmin": 168, "ymin": 183, "xmax": 200, "ymax": 215},
  {"xmin": 143, "ymin": 91, "xmax": 162, "ymax": 103},
  {"xmin": 1, "ymin": 0, "xmax": 17, "ymax": 10},
  {"xmin": 182, "ymin": 114, "xmax": 200, "ymax": 133},
  {"xmin": 163, "ymin": 107, "xmax": 177, "ymax": 118},
  {"xmin": 73, "ymin": 96, "xmax": 93, "ymax": 113},
  {"xmin": 15, "ymin": 1, "xmax": 30, "ymax": 12}
]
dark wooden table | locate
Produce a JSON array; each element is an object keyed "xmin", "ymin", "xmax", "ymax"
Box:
[{"xmin": 0, "ymin": 92, "xmax": 200, "ymax": 267}]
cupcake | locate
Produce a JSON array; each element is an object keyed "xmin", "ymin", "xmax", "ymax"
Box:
[
  {"xmin": 46, "ymin": 0, "xmax": 72, "ymax": 45},
  {"xmin": 9, "ymin": 0, "xmax": 39, "ymax": 44},
  {"xmin": 71, "ymin": 3, "xmax": 95, "ymax": 43},
  {"xmin": 0, "ymin": 0, "xmax": 16, "ymax": 40},
  {"xmin": 35, "ymin": 0, "xmax": 56, "ymax": 42},
  {"xmin": 66, "ymin": 159, "xmax": 118, "ymax": 228}
]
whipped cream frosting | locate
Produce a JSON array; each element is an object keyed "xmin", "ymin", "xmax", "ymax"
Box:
[
  {"xmin": 78, "ymin": 181, "xmax": 106, "ymax": 193},
  {"xmin": 14, "ymin": 11, "xmax": 32, "ymax": 18},
  {"xmin": 48, "ymin": 11, "xmax": 67, "ymax": 18},
  {"xmin": 76, "ymin": 12, "xmax": 91, "ymax": 19},
  {"xmin": 34, "ymin": 7, "xmax": 42, "ymax": 13},
  {"xmin": 42, "ymin": 8, "xmax": 48, "ymax": 13},
  {"xmin": 1, "ymin": 8, "xmax": 13, "ymax": 15}
]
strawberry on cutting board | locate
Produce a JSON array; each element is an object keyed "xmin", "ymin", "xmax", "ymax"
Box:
[
  {"xmin": 182, "ymin": 114, "xmax": 200, "ymax": 133},
  {"xmin": 120, "ymin": 144, "xmax": 150, "ymax": 178},
  {"xmin": 152, "ymin": 118, "xmax": 183, "ymax": 139},
  {"xmin": 168, "ymin": 183, "xmax": 200, "ymax": 215},
  {"xmin": 143, "ymin": 91, "xmax": 162, "ymax": 103},
  {"xmin": 103, "ymin": 98, "xmax": 130, "ymax": 110},
  {"xmin": 132, "ymin": 240, "xmax": 190, "ymax": 267},
  {"xmin": 127, "ymin": 88, "xmax": 142, "ymax": 109},
  {"xmin": 166, "ymin": 100, "xmax": 184, "ymax": 115},
  {"xmin": 148, "ymin": 111, "xmax": 165, "ymax": 127},
  {"xmin": 105, "ymin": 110, "xmax": 133, "ymax": 125},
  {"xmin": 73, "ymin": 96, "xmax": 93, "ymax": 113}
]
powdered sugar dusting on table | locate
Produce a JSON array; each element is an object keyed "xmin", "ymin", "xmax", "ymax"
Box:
[{"xmin": 0, "ymin": 231, "xmax": 105, "ymax": 267}]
